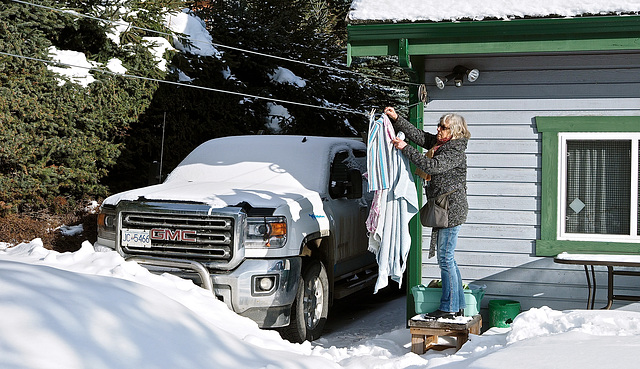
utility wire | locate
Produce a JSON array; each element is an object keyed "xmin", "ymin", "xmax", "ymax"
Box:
[
  {"xmin": 0, "ymin": 50, "xmax": 370, "ymax": 116},
  {"xmin": 11, "ymin": 0, "xmax": 419, "ymax": 87}
]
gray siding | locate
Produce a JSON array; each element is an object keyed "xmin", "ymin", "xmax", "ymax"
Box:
[{"xmin": 418, "ymin": 51, "xmax": 640, "ymax": 312}]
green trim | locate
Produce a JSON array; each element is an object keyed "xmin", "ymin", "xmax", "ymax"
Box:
[
  {"xmin": 535, "ymin": 115, "xmax": 640, "ymax": 257},
  {"xmin": 406, "ymin": 57, "xmax": 425, "ymax": 322},
  {"xmin": 407, "ymin": 38, "xmax": 640, "ymax": 55},
  {"xmin": 537, "ymin": 240, "xmax": 640, "ymax": 256},
  {"xmin": 347, "ymin": 15, "xmax": 640, "ymax": 61},
  {"xmin": 536, "ymin": 116, "xmax": 640, "ymax": 132},
  {"xmin": 398, "ymin": 39, "xmax": 410, "ymax": 69},
  {"xmin": 538, "ymin": 123, "xmax": 559, "ymax": 249}
]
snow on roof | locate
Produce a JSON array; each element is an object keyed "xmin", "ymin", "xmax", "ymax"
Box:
[{"xmin": 348, "ymin": 0, "xmax": 640, "ymax": 23}]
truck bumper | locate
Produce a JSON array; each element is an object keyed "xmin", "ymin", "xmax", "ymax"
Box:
[
  {"xmin": 211, "ymin": 257, "xmax": 301, "ymax": 328},
  {"xmin": 126, "ymin": 255, "xmax": 301, "ymax": 329}
]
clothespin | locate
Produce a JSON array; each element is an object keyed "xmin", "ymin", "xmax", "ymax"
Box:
[{"xmin": 369, "ymin": 108, "xmax": 385, "ymax": 121}]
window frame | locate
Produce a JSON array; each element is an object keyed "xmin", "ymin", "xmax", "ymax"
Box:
[
  {"xmin": 535, "ymin": 116, "xmax": 640, "ymax": 256},
  {"xmin": 558, "ymin": 132, "xmax": 640, "ymax": 242}
]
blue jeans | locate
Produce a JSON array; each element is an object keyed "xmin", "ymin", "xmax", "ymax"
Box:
[{"xmin": 437, "ymin": 225, "xmax": 465, "ymax": 312}]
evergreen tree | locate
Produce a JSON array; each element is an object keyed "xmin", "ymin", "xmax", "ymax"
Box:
[
  {"xmin": 0, "ymin": 0, "xmax": 180, "ymax": 213},
  {"xmin": 196, "ymin": 0, "xmax": 407, "ymax": 135},
  {"xmin": 1, "ymin": 0, "xmax": 410, "ymax": 203}
]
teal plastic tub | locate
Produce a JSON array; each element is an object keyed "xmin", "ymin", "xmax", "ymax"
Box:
[{"xmin": 411, "ymin": 284, "xmax": 485, "ymax": 317}]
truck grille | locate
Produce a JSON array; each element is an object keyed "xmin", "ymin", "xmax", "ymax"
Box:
[{"xmin": 120, "ymin": 212, "xmax": 234, "ymax": 261}]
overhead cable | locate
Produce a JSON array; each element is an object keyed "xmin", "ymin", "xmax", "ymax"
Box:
[
  {"xmin": 0, "ymin": 50, "xmax": 369, "ymax": 116},
  {"xmin": 10, "ymin": 0, "xmax": 418, "ymax": 87}
]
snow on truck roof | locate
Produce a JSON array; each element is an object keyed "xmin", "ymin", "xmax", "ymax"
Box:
[
  {"xmin": 167, "ymin": 135, "xmax": 365, "ymax": 191},
  {"xmin": 348, "ymin": 0, "xmax": 640, "ymax": 23},
  {"xmin": 103, "ymin": 135, "xmax": 366, "ymax": 208}
]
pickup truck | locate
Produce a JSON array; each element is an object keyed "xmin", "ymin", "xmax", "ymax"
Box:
[{"xmin": 95, "ymin": 135, "xmax": 377, "ymax": 342}]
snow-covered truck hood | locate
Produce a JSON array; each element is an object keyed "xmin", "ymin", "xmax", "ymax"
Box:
[
  {"xmin": 104, "ymin": 179, "xmax": 318, "ymax": 214},
  {"xmin": 104, "ymin": 135, "xmax": 366, "ymax": 215}
]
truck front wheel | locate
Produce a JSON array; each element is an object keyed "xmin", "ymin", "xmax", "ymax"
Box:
[{"xmin": 280, "ymin": 260, "xmax": 329, "ymax": 343}]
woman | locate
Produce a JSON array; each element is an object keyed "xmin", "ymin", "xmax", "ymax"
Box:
[{"xmin": 385, "ymin": 107, "xmax": 470, "ymax": 319}]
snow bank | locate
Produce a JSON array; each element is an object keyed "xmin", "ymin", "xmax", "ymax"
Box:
[
  {"xmin": 3, "ymin": 240, "xmax": 640, "ymax": 369},
  {"xmin": 0, "ymin": 240, "xmax": 338, "ymax": 369},
  {"xmin": 508, "ymin": 306, "xmax": 640, "ymax": 343}
]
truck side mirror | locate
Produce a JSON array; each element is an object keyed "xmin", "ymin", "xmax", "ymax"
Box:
[{"xmin": 346, "ymin": 169, "xmax": 363, "ymax": 199}]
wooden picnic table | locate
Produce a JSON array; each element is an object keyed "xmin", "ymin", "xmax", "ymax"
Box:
[{"xmin": 554, "ymin": 253, "xmax": 640, "ymax": 309}]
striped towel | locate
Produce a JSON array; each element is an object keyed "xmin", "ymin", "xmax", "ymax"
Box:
[{"xmin": 366, "ymin": 114, "xmax": 394, "ymax": 191}]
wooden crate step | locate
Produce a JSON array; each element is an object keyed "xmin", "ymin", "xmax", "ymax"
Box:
[{"xmin": 408, "ymin": 314, "xmax": 482, "ymax": 354}]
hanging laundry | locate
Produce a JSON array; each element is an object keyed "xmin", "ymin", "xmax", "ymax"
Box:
[
  {"xmin": 366, "ymin": 113, "xmax": 393, "ymax": 192},
  {"xmin": 365, "ymin": 113, "xmax": 419, "ymax": 293}
]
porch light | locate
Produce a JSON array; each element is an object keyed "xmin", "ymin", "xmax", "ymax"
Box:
[{"xmin": 435, "ymin": 65, "xmax": 480, "ymax": 89}]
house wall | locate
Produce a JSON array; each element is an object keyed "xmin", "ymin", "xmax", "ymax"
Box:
[{"xmin": 419, "ymin": 51, "xmax": 640, "ymax": 312}]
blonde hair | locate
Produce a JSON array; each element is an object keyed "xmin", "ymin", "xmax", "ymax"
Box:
[{"xmin": 441, "ymin": 113, "xmax": 471, "ymax": 139}]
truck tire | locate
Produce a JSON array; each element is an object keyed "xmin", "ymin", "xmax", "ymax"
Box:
[{"xmin": 280, "ymin": 260, "xmax": 329, "ymax": 343}]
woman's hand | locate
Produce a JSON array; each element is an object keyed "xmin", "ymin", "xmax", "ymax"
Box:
[
  {"xmin": 391, "ymin": 137, "xmax": 407, "ymax": 150},
  {"xmin": 384, "ymin": 107, "xmax": 398, "ymax": 121}
]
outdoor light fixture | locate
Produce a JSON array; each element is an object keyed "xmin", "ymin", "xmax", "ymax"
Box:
[
  {"xmin": 435, "ymin": 72, "xmax": 457, "ymax": 89},
  {"xmin": 435, "ymin": 65, "xmax": 480, "ymax": 89}
]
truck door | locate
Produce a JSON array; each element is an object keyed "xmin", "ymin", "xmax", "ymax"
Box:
[{"xmin": 327, "ymin": 149, "xmax": 374, "ymax": 278}]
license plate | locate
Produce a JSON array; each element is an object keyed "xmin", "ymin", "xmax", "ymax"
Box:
[{"xmin": 121, "ymin": 229, "xmax": 151, "ymax": 248}]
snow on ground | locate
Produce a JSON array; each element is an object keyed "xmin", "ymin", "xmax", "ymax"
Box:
[
  {"xmin": 56, "ymin": 224, "xmax": 84, "ymax": 237},
  {"xmin": 2, "ymin": 239, "xmax": 640, "ymax": 369},
  {"xmin": 348, "ymin": 0, "xmax": 640, "ymax": 22}
]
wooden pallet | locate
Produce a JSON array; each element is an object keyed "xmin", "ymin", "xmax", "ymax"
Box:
[{"xmin": 408, "ymin": 314, "xmax": 482, "ymax": 354}]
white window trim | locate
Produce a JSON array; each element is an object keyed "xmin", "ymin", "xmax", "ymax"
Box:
[{"xmin": 558, "ymin": 132, "xmax": 640, "ymax": 243}]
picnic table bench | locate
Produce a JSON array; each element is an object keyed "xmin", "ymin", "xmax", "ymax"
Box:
[
  {"xmin": 408, "ymin": 314, "xmax": 482, "ymax": 354},
  {"xmin": 554, "ymin": 253, "xmax": 640, "ymax": 309}
]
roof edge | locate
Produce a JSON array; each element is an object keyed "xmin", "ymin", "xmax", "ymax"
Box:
[
  {"xmin": 346, "ymin": 15, "xmax": 640, "ymax": 62},
  {"xmin": 346, "ymin": 11, "xmax": 640, "ymax": 25}
]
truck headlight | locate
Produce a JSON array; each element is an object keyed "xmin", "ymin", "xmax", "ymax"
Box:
[
  {"xmin": 97, "ymin": 207, "xmax": 116, "ymax": 241},
  {"xmin": 245, "ymin": 216, "xmax": 287, "ymax": 249}
]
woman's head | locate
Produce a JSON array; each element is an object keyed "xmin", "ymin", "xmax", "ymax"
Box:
[{"xmin": 437, "ymin": 113, "xmax": 471, "ymax": 140}]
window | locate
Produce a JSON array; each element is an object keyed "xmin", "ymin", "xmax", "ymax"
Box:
[
  {"xmin": 535, "ymin": 116, "xmax": 640, "ymax": 256},
  {"xmin": 329, "ymin": 151, "xmax": 350, "ymax": 199},
  {"xmin": 328, "ymin": 149, "xmax": 367, "ymax": 200},
  {"xmin": 558, "ymin": 134, "xmax": 639, "ymax": 242}
]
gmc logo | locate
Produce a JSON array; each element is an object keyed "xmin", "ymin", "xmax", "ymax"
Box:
[{"xmin": 150, "ymin": 228, "xmax": 197, "ymax": 242}]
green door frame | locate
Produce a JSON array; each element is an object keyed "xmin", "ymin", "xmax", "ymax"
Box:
[{"xmin": 400, "ymin": 46, "xmax": 425, "ymax": 320}]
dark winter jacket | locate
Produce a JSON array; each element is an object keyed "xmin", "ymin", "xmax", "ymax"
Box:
[{"xmin": 392, "ymin": 115, "xmax": 469, "ymax": 257}]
